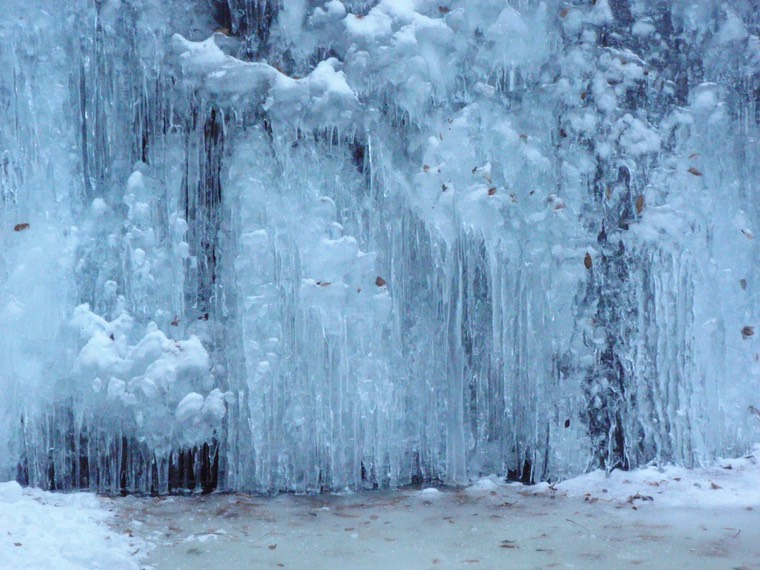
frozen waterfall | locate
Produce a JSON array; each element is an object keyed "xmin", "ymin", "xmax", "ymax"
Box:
[{"xmin": 0, "ymin": 0, "xmax": 758, "ymax": 494}]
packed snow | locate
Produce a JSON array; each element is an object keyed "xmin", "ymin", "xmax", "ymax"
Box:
[{"xmin": 0, "ymin": 482, "xmax": 146, "ymax": 570}]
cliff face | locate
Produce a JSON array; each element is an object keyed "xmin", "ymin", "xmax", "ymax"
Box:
[{"xmin": 0, "ymin": 0, "xmax": 758, "ymax": 493}]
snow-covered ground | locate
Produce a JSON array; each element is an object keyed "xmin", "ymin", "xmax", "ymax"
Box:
[
  {"xmin": 0, "ymin": 481, "xmax": 147, "ymax": 570},
  {"xmin": 5, "ymin": 447, "xmax": 760, "ymax": 569}
]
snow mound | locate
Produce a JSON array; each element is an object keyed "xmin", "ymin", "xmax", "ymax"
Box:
[{"xmin": 0, "ymin": 482, "xmax": 147, "ymax": 570}]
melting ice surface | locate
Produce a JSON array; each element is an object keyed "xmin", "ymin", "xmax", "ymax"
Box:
[{"xmin": 0, "ymin": 0, "xmax": 758, "ymax": 494}]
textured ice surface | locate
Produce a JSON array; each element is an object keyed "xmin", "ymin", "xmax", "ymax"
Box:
[{"xmin": 0, "ymin": 0, "xmax": 758, "ymax": 493}]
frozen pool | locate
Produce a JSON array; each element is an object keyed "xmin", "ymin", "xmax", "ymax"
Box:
[{"xmin": 113, "ymin": 480, "xmax": 760, "ymax": 570}]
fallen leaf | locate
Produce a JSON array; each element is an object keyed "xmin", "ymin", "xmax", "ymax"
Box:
[
  {"xmin": 559, "ymin": 7, "xmax": 569, "ymax": 18},
  {"xmin": 627, "ymin": 492, "xmax": 653, "ymax": 503},
  {"xmin": 687, "ymin": 167, "xmax": 703, "ymax": 176},
  {"xmin": 689, "ymin": 153, "xmax": 700, "ymax": 159},
  {"xmin": 268, "ymin": 544, "xmax": 277, "ymax": 550},
  {"xmin": 740, "ymin": 278, "xmax": 748, "ymax": 290},
  {"xmin": 742, "ymin": 326, "xmax": 754, "ymax": 339},
  {"xmin": 215, "ymin": 27, "xmax": 230, "ymax": 36},
  {"xmin": 171, "ymin": 316, "xmax": 179, "ymax": 327},
  {"xmin": 442, "ymin": 183, "xmax": 449, "ymax": 192},
  {"xmin": 711, "ymin": 482, "xmax": 722, "ymax": 490},
  {"xmin": 636, "ymin": 194, "xmax": 646, "ymax": 215},
  {"xmin": 741, "ymin": 229, "xmax": 754, "ymax": 240},
  {"xmin": 559, "ymin": 128, "xmax": 568, "ymax": 138},
  {"xmin": 580, "ymin": 90, "xmax": 587, "ymax": 100},
  {"xmin": 584, "ymin": 253, "xmax": 593, "ymax": 270},
  {"xmin": 14, "ymin": 543, "xmax": 21, "ymax": 547},
  {"xmin": 316, "ymin": 281, "xmax": 331, "ymax": 287},
  {"xmin": 13, "ymin": 223, "xmax": 29, "ymax": 232},
  {"xmin": 375, "ymin": 276, "xmax": 387, "ymax": 287},
  {"xmin": 605, "ymin": 186, "xmax": 613, "ymax": 200},
  {"xmin": 488, "ymin": 187, "xmax": 497, "ymax": 196},
  {"xmin": 423, "ymin": 164, "xmax": 430, "ymax": 173},
  {"xmin": 438, "ymin": 5, "xmax": 450, "ymax": 14}
]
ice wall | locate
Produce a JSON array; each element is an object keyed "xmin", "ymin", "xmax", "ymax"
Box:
[{"xmin": 0, "ymin": 0, "xmax": 758, "ymax": 493}]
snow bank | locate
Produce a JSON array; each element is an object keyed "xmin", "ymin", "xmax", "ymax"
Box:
[
  {"xmin": 0, "ymin": 482, "xmax": 145, "ymax": 570},
  {"xmin": 523, "ymin": 444, "xmax": 760, "ymax": 509}
]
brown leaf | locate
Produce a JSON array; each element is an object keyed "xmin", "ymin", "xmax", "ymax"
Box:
[
  {"xmin": 316, "ymin": 281, "xmax": 331, "ymax": 287},
  {"xmin": 559, "ymin": 128, "xmax": 568, "ymax": 138},
  {"xmin": 14, "ymin": 543, "xmax": 21, "ymax": 547},
  {"xmin": 215, "ymin": 27, "xmax": 230, "ymax": 36},
  {"xmin": 635, "ymin": 194, "xmax": 646, "ymax": 215},
  {"xmin": 710, "ymin": 482, "xmax": 722, "ymax": 490},
  {"xmin": 742, "ymin": 326, "xmax": 754, "ymax": 339},
  {"xmin": 488, "ymin": 187, "xmax": 497, "ymax": 196},
  {"xmin": 749, "ymin": 406, "xmax": 760, "ymax": 420},
  {"xmin": 559, "ymin": 7, "xmax": 569, "ymax": 18},
  {"xmin": 584, "ymin": 253, "xmax": 593, "ymax": 270},
  {"xmin": 626, "ymin": 492, "xmax": 653, "ymax": 503},
  {"xmin": 580, "ymin": 90, "xmax": 587, "ymax": 100},
  {"xmin": 740, "ymin": 278, "xmax": 748, "ymax": 290},
  {"xmin": 423, "ymin": 164, "xmax": 430, "ymax": 173},
  {"xmin": 687, "ymin": 167, "xmax": 703, "ymax": 177},
  {"xmin": 13, "ymin": 223, "xmax": 30, "ymax": 232},
  {"xmin": 268, "ymin": 544, "xmax": 277, "ymax": 550},
  {"xmin": 688, "ymin": 153, "xmax": 700, "ymax": 159},
  {"xmin": 741, "ymin": 229, "xmax": 754, "ymax": 240},
  {"xmin": 605, "ymin": 186, "xmax": 613, "ymax": 201},
  {"xmin": 170, "ymin": 316, "xmax": 179, "ymax": 327},
  {"xmin": 376, "ymin": 276, "xmax": 387, "ymax": 287},
  {"xmin": 442, "ymin": 183, "xmax": 449, "ymax": 192},
  {"xmin": 438, "ymin": 5, "xmax": 450, "ymax": 14}
]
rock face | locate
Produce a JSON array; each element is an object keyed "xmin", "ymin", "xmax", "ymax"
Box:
[{"xmin": 0, "ymin": 1, "xmax": 757, "ymax": 493}]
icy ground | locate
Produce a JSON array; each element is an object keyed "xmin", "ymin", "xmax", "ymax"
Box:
[{"xmin": 6, "ymin": 448, "xmax": 760, "ymax": 570}]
